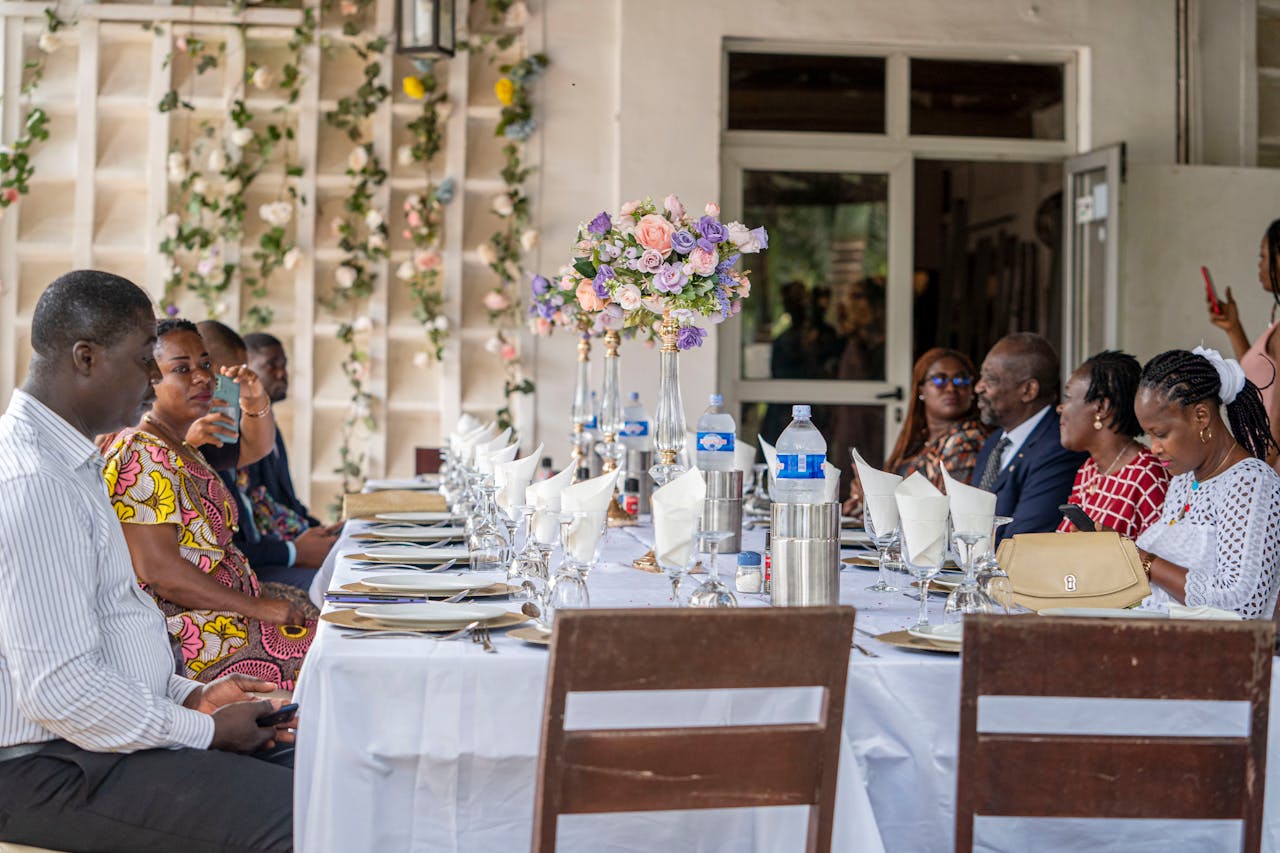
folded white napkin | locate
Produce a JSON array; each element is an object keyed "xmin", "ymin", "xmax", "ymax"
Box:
[
  {"xmin": 455, "ymin": 413, "xmax": 481, "ymax": 437},
  {"xmin": 894, "ymin": 473, "xmax": 950, "ymax": 566},
  {"xmin": 758, "ymin": 435, "xmax": 779, "ymax": 499},
  {"xmin": 477, "ymin": 441, "xmax": 519, "ymax": 476},
  {"xmin": 823, "ymin": 462, "xmax": 841, "ymax": 503},
  {"xmin": 941, "ymin": 468, "xmax": 997, "ymax": 538},
  {"xmin": 458, "ymin": 422, "xmax": 498, "ymax": 463},
  {"xmin": 651, "ymin": 468, "xmax": 706, "ymax": 569},
  {"xmin": 495, "ymin": 442, "xmax": 543, "ymax": 513},
  {"xmin": 852, "ymin": 448, "xmax": 902, "ymax": 536},
  {"xmin": 560, "ymin": 470, "xmax": 620, "ymax": 562},
  {"xmin": 1168, "ymin": 604, "xmax": 1243, "ymax": 621},
  {"xmin": 526, "ymin": 464, "xmax": 575, "ymax": 543}
]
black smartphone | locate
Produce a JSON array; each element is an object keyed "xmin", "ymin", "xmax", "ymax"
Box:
[
  {"xmin": 1059, "ymin": 503, "xmax": 1097, "ymax": 532},
  {"xmin": 256, "ymin": 702, "xmax": 299, "ymax": 727}
]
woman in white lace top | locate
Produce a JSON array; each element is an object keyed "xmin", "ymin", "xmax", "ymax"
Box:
[{"xmin": 1134, "ymin": 347, "xmax": 1280, "ymax": 619}]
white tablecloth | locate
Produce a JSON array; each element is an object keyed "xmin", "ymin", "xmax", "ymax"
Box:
[{"xmin": 296, "ymin": 519, "xmax": 1280, "ymax": 852}]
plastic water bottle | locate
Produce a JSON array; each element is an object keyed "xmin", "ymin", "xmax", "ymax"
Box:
[
  {"xmin": 586, "ymin": 391, "xmax": 599, "ymax": 433},
  {"xmin": 621, "ymin": 392, "xmax": 651, "ymax": 451},
  {"xmin": 774, "ymin": 404, "xmax": 827, "ymax": 503},
  {"xmin": 695, "ymin": 394, "xmax": 736, "ymax": 471}
]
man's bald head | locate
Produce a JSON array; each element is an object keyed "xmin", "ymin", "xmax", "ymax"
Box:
[
  {"xmin": 975, "ymin": 332, "xmax": 1062, "ymax": 430},
  {"xmin": 991, "ymin": 332, "xmax": 1060, "ymax": 404}
]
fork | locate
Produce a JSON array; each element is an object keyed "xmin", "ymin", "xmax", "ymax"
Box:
[
  {"xmin": 471, "ymin": 624, "xmax": 497, "ymax": 653},
  {"xmin": 852, "ymin": 643, "xmax": 880, "ymax": 658},
  {"xmin": 350, "ymin": 559, "xmax": 459, "ymax": 573},
  {"xmin": 343, "ymin": 619, "xmax": 480, "ymax": 641}
]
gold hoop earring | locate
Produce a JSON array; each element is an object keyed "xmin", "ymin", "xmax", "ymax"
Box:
[
  {"xmin": 1093, "ymin": 416, "xmax": 1103, "ymax": 431},
  {"xmin": 1200, "ymin": 426, "xmax": 1212, "ymax": 444}
]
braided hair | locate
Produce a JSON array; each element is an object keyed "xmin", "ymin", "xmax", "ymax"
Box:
[
  {"xmin": 1267, "ymin": 218, "xmax": 1280, "ymax": 321},
  {"xmin": 1139, "ymin": 349, "xmax": 1278, "ymax": 461},
  {"xmin": 156, "ymin": 317, "xmax": 198, "ymax": 339},
  {"xmin": 1081, "ymin": 350, "xmax": 1143, "ymax": 438}
]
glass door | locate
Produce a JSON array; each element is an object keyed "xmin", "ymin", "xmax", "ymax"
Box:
[
  {"xmin": 720, "ymin": 145, "xmax": 912, "ymax": 485},
  {"xmin": 1061, "ymin": 144, "xmax": 1123, "ymax": 377}
]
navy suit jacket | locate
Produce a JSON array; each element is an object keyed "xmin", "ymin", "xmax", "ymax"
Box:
[{"xmin": 970, "ymin": 409, "xmax": 1087, "ymax": 544}]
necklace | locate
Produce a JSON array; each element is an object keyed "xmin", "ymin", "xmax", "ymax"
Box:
[
  {"xmin": 142, "ymin": 413, "xmax": 197, "ymax": 456},
  {"xmin": 1085, "ymin": 441, "xmax": 1135, "ymax": 495},
  {"xmin": 1170, "ymin": 440, "xmax": 1239, "ymax": 524}
]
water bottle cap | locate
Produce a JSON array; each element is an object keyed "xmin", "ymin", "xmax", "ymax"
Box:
[
  {"xmin": 792, "ymin": 404, "xmax": 811, "ymax": 419},
  {"xmin": 709, "ymin": 393, "xmax": 723, "ymax": 406},
  {"xmin": 628, "ymin": 391, "xmax": 639, "ymax": 402},
  {"xmin": 737, "ymin": 551, "xmax": 762, "ymax": 567}
]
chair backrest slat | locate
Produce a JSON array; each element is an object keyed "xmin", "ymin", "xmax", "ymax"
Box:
[
  {"xmin": 955, "ymin": 614, "xmax": 1274, "ymax": 852},
  {"xmin": 534, "ymin": 607, "xmax": 857, "ymax": 853}
]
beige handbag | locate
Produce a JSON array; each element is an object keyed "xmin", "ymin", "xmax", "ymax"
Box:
[{"xmin": 995, "ymin": 531, "xmax": 1151, "ymax": 612}]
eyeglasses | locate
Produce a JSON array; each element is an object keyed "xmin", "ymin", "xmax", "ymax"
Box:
[{"xmin": 923, "ymin": 375, "xmax": 973, "ymax": 389}]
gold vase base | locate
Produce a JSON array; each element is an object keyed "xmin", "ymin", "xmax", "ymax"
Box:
[
  {"xmin": 607, "ymin": 496, "xmax": 637, "ymax": 527},
  {"xmin": 632, "ymin": 549, "xmax": 661, "ymax": 573}
]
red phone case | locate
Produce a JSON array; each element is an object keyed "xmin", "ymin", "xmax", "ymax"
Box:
[{"xmin": 1202, "ymin": 266, "xmax": 1222, "ymax": 315}]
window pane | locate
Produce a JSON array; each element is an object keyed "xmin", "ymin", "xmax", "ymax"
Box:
[
  {"xmin": 727, "ymin": 52, "xmax": 885, "ymax": 134},
  {"xmin": 740, "ymin": 170, "xmax": 889, "ymax": 384},
  {"xmin": 910, "ymin": 59, "xmax": 1064, "ymax": 139},
  {"xmin": 740, "ymin": 401, "xmax": 884, "ymax": 500}
]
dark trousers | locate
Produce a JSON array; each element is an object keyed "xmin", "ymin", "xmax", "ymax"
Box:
[
  {"xmin": 0, "ymin": 739, "xmax": 293, "ymax": 852},
  {"xmin": 253, "ymin": 563, "xmax": 317, "ymax": 592}
]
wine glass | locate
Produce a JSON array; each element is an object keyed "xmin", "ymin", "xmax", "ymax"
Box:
[
  {"xmin": 558, "ymin": 509, "xmax": 607, "ymax": 580},
  {"xmin": 944, "ymin": 516, "xmax": 1000, "ymax": 619},
  {"xmin": 544, "ymin": 557, "xmax": 590, "ymax": 628},
  {"xmin": 745, "ymin": 462, "xmax": 772, "ymax": 515},
  {"xmin": 899, "ymin": 521, "xmax": 946, "ymax": 631},
  {"xmin": 861, "ymin": 500, "xmax": 900, "ymax": 593},
  {"xmin": 506, "ymin": 504, "xmax": 544, "ymax": 596},
  {"xmin": 974, "ymin": 516, "xmax": 1015, "ymax": 612},
  {"xmin": 688, "ymin": 529, "xmax": 738, "ymax": 608},
  {"xmin": 467, "ymin": 483, "xmax": 511, "ymax": 571}
]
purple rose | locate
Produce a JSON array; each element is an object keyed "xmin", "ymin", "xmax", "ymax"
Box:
[
  {"xmin": 599, "ymin": 303, "xmax": 625, "ymax": 330},
  {"xmin": 653, "ymin": 262, "xmax": 688, "ymax": 294},
  {"xmin": 637, "ymin": 248, "xmax": 664, "ymax": 273},
  {"xmin": 588, "ymin": 211, "xmax": 612, "ymax": 236},
  {"xmin": 670, "ymin": 229, "xmax": 697, "ymax": 255},
  {"xmin": 750, "ymin": 226, "xmax": 768, "ymax": 249},
  {"xmin": 531, "ymin": 274, "xmax": 550, "ymax": 296},
  {"xmin": 592, "ymin": 264, "xmax": 615, "ymax": 299},
  {"xmin": 698, "ymin": 216, "xmax": 727, "ymax": 244},
  {"xmin": 676, "ymin": 325, "xmax": 707, "ymax": 350}
]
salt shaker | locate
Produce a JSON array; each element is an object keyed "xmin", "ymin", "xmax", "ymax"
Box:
[{"xmin": 735, "ymin": 551, "xmax": 763, "ymax": 594}]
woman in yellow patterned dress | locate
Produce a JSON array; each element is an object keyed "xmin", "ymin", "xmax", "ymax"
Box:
[{"xmin": 103, "ymin": 319, "xmax": 315, "ymax": 686}]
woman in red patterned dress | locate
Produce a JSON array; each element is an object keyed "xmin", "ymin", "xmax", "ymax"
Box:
[
  {"xmin": 1057, "ymin": 350, "xmax": 1170, "ymax": 538},
  {"xmin": 103, "ymin": 319, "xmax": 315, "ymax": 686}
]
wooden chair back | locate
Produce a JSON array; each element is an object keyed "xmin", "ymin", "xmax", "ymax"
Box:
[
  {"xmin": 955, "ymin": 614, "xmax": 1275, "ymax": 851},
  {"xmin": 533, "ymin": 606, "xmax": 857, "ymax": 853}
]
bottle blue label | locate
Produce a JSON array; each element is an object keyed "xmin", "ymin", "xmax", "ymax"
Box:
[
  {"xmin": 585, "ymin": 416, "xmax": 598, "ymax": 429},
  {"xmin": 696, "ymin": 431, "xmax": 735, "ymax": 452},
  {"xmin": 622, "ymin": 420, "xmax": 650, "ymax": 437},
  {"xmin": 777, "ymin": 453, "xmax": 826, "ymax": 479}
]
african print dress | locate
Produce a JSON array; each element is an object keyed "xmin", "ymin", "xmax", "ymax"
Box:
[{"xmin": 103, "ymin": 428, "xmax": 316, "ymax": 687}]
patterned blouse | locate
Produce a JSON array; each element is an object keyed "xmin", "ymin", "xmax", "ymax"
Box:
[
  {"xmin": 893, "ymin": 419, "xmax": 988, "ymax": 490},
  {"xmin": 1056, "ymin": 448, "xmax": 1170, "ymax": 540}
]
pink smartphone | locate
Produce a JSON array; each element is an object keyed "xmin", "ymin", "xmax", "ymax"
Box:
[{"xmin": 1202, "ymin": 266, "xmax": 1222, "ymax": 315}]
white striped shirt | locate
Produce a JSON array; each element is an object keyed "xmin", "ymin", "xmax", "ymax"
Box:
[{"xmin": 0, "ymin": 390, "xmax": 213, "ymax": 751}]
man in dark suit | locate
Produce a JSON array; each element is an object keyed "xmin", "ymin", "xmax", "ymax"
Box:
[{"xmin": 971, "ymin": 332, "xmax": 1087, "ymax": 543}]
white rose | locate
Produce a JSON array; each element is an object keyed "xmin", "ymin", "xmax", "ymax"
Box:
[
  {"xmin": 364, "ymin": 209, "xmax": 383, "ymax": 230},
  {"xmin": 491, "ymin": 194, "xmax": 514, "ymax": 217},
  {"xmin": 191, "ymin": 177, "xmax": 209, "ymax": 197},
  {"xmin": 224, "ymin": 178, "xmax": 243, "ymax": 196},
  {"xmin": 484, "ymin": 337, "xmax": 502, "ymax": 354},
  {"xmin": 37, "ymin": 32, "xmax": 59, "ymax": 53},
  {"xmin": 335, "ymin": 265, "xmax": 357, "ymax": 289},
  {"xmin": 207, "ymin": 148, "xmax": 226, "ymax": 173},
  {"xmin": 229, "ymin": 127, "xmax": 254, "ymax": 148},
  {"xmin": 432, "ymin": 315, "xmax": 449, "ymax": 331},
  {"xmin": 367, "ymin": 232, "xmax": 386, "ymax": 251},
  {"xmin": 726, "ymin": 221, "xmax": 761, "ymax": 253},
  {"xmin": 412, "ymin": 351, "xmax": 430, "ymax": 368},
  {"xmin": 251, "ymin": 66, "xmax": 274, "ymax": 90},
  {"xmin": 259, "ymin": 201, "xmax": 293, "ymax": 228},
  {"xmin": 347, "ymin": 146, "xmax": 369, "ymax": 172},
  {"xmin": 504, "ymin": 0, "xmax": 529, "ymax": 27},
  {"xmin": 520, "ymin": 229, "xmax": 539, "ymax": 251},
  {"xmin": 476, "ymin": 242, "xmax": 498, "ymax": 266},
  {"xmin": 283, "ymin": 247, "xmax": 302, "ymax": 270},
  {"xmin": 614, "ymin": 283, "xmax": 642, "ymax": 311},
  {"xmin": 396, "ymin": 145, "xmax": 415, "ymax": 168},
  {"xmin": 503, "ymin": 260, "xmax": 520, "ymax": 280},
  {"xmin": 161, "ymin": 213, "xmax": 181, "ymax": 240},
  {"xmin": 167, "ymin": 152, "xmax": 187, "ymax": 181},
  {"xmin": 396, "ymin": 260, "xmax": 415, "ymax": 281},
  {"xmin": 352, "ymin": 315, "xmax": 374, "ymax": 334}
]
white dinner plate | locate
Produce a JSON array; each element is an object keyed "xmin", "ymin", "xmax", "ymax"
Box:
[
  {"xmin": 354, "ymin": 602, "xmax": 507, "ymax": 628},
  {"xmin": 1038, "ymin": 607, "xmax": 1168, "ymax": 619},
  {"xmin": 361, "ymin": 573, "xmax": 495, "ymax": 594},
  {"xmin": 907, "ymin": 622, "xmax": 963, "ymax": 646},
  {"xmin": 374, "ymin": 511, "xmax": 460, "ymax": 523},
  {"xmin": 840, "ymin": 530, "xmax": 873, "ymax": 547},
  {"xmin": 364, "ymin": 478, "xmax": 440, "ymax": 492},
  {"xmin": 364, "ymin": 525, "xmax": 466, "ymax": 541},
  {"xmin": 359, "ymin": 545, "xmax": 468, "ymax": 562}
]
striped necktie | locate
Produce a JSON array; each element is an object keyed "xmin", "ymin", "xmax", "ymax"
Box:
[{"xmin": 978, "ymin": 436, "xmax": 1012, "ymax": 491}]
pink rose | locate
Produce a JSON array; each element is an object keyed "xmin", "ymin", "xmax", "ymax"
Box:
[
  {"xmin": 407, "ymin": 210, "xmax": 423, "ymax": 228},
  {"xmin": 535, "ymin": 317, "xmax": 552, "ymax": 335},
  {"xmin": 414, "ymin": 249, "xmax": 442, "ymax": 271},
  {"xmin": 1, "ymin": 188, "xmax": 18, "ymax": 205},
  {"xmin": 737, "ymin": 276, "xmax": 750, "ymax": 298},
  {"xmin": 637, "ymin": 248, "xmax": 663, "ymax": 273},
  {"xmin": 402, "ymin": 229, "xmax": 413, "ymax": 240},
  {"xmin": 559, "ymin": 274, "xmax": 577, "ymax": 291},
  {"xmin": 688, "ymin": 246, "xmax": 717, "ymax": 276},
  {"xmin": 576, "ymin": 280, "xmax": 605, "ymax": 311},
  {"xmin": 705, "ymin": 202, "xmax": 720, "ymax": 217},
  {"xmin": 619, "ymin": 199, "xmax": 641, "ymax": 217},
  {"xmin": 500, "ymin": 343, "xmax": 518, "ymax": 362},
  {"xmin": 663, "ymin": 194, "xmax": 685, "ymax": 220},
  {"xmin": 483, "ymin": 290, "xmax": 510, "ymax": 311},
  {"xmin": 634, "ymin": 214, "xmax": 675, "ymax": 257},
  {"xmin": 552, "ymin": 310, "xmax": 566, "ymax": 324},
  {"xmin": 614, "ymin": 282, "xmax": 642, "ymax": 311}
]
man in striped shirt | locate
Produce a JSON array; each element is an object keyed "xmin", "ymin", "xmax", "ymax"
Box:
[{"xmin": 0, "ymin": 271, "xmax": 294, "ymax": 851}]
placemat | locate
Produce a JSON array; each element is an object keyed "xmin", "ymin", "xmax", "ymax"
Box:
[
  {"xmin": 321, "ymin": 608, "xmax": 528, "ymax": 633},
  {"xmin": 874, "ymin": 629, "xmax": 960, "ymax": 655},
  {"xmin": 343, "ymin": 490, "xmax": 447, "ymax": 519},
  {"xmin": 509, "ymin": 626, "xmax": 551, "ymax": 646}
]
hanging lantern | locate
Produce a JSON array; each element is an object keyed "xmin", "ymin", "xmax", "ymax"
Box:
[{"xmin": 396, "ymin": 0, "xmax": 456, "ymax": 57}]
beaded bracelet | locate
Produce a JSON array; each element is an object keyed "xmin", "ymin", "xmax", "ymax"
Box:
[{"xmin": 243, "ymin": 401, "xmax": 272, "ymax": 418}]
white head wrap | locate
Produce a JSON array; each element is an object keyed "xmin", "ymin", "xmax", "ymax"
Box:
[{"xmin": 1192, "ymin": 345, "xmax": 1247, "ymax": 404}]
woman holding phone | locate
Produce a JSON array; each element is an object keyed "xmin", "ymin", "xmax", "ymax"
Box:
[{"xmin": 1205, "ymin": 218, "xmax": 1280, "ymax": 468}]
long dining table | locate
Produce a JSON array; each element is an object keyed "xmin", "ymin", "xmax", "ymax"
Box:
[{"xmin": 295, "ymin": 515, "xmax": 1280, "ymax": 852}]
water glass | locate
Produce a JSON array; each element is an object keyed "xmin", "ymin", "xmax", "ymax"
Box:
[
  {"xmin": 862, "ymin": 505, "xmax": 900, "ymax": 594},
  {"xmin": 468, "ymin": 483, "xmax": 511, "ymax": 571},
  {"xmin": 899, "ymin": 523, "xmax": 945, "ymax": 630},
  {"xmin": 543, "ymin": 565, "xmax": 590, "ymax": 628},
  {"xmin": 558, "ymin": 509, "xmax": 607, "ymax": 580},
  {"xmin": 688, "ymin": 529, "xmax": 737, "ymax": 608}
]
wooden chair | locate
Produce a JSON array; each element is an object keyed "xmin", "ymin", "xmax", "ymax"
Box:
[
  {"xmin": 532, "ymin": 606, "xmax": 857, "ymax": 853},
  {"xmin": 955, "ymin": 614, "xmax": 1275, "ymax": 852}
]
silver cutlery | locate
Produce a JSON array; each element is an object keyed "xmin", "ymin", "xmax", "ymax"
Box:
[
  {"xmin": 471, "ymin": 624, "xmax": 496, "ymax": 653},
  {"xmin": 853, "ymin": 625, "xmax": 879, "ymax": 639},
  {"xmin": 342, "ymin": 620, "xmax": 481, "ymax": 641},
  {"xmin": 350, "ymin": 559, "xmax": 459, "ymax": 573},
  {"xmin": 852, "ymin": 643, "xmax": 879, "ymax": 658}
]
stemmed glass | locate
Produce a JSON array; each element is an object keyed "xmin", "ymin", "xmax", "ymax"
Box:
[
  {"xmin": 944, "ymin": 515, "xmax": 1000, "ymax": 619},
  {"xmin": 467, "ymin": 483, "xmax": 511, "ymax": 571},
  {"xmin": 974, "ymin": 516, "xmax": 1015, "ymax": 612},
  {"xmin": 899, "ymin": 522, "xmax": 946, "ymax": 631},
  {"xmin": 862, "ymin": 500, "xmax": 900, "ymax": 593},
  {"xmin": 744, "ymin": 463, "xmax": 772, "ymax": 515},
  {"xmin": 558, "ymin": 509, "xmax": 607, "ymax": 580},
  {"xmin": 506, "ymin": 504, "xmax": 544, "ymax": 597},
  {"xmin": 688, "ymin": 529, "xmax": 737, "ymax": 608}
]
